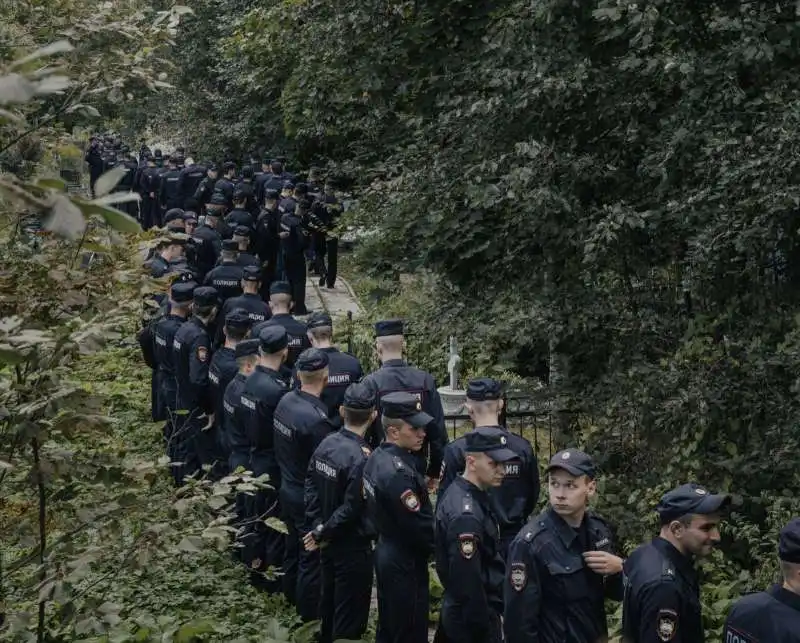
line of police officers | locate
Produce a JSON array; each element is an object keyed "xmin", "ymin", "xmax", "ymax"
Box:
[{"xmin": 135, "ymin": 183, "xmax": 800, "ymax": 643}]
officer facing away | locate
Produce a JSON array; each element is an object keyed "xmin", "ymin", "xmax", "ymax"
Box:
[
  {"xmin": 303, "ymin": 382, "xmax": 377, "ymax": 643},
  {"xmin": 273, "ymin": 348, "xmax": 334, "ymax": 620},
  {"xmin": 439, "ymin": 377, "xmax": 540, "ymax": 557},
  {"xmin": 252, "ymin": 281, "xmax": 310, "ymax": 371},
  {"xmin": 723, "ymin": 517, "xmax": 800, "ymax": 642},
  {"xmin": 362, "ymin": 392, "xmax": 435, "ymax": 643},
  {"xmin": 215, "ymin": 266, "xmax": 271, "ymax": 347},
  {"xmin": 434, "ymin": 428, "xmax": 517, "ymax": 643},
  {"xmin": 622, "ymin": 483, "xmax": 730, "ymax": 643},
  {"xmin": 361, "ymin": 319, "xmax": 447, "ymax": 486},
  {"xmin": 504, "ymin": 449, "xmax": 624, "ymax": 643}
]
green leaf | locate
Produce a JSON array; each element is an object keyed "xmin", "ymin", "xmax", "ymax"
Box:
[
  {"xmin": 264, "ymin": 516, "xmax": 289, "ymax": 534},
  {"xmin": 0, "ymin": 345, "xmax": 27, "ymax": 364},
  {"xmin": 10, "ymin": 40, "xmax": 74, "ymax": 69},
  {"xmin": 45, "ymin": 194, "xmax": 86, "ymax": 240},
  {"xmin": 93, "ymin": 167, "xmax": 127, "ymax": 198},
  {"xmin": 36, "ymin": 177, "xmax": 67, "ymax": 192},
  {"xmin": 0, "ymin": 73, "xmax": 37, "ymax": 104},
  {"xmin": 174, "ymin": 619, "xmax": 217, "ymax": 643},
  {"xmin": 72, "ymin": 197, "xmax": 141, "ymax": 233}
]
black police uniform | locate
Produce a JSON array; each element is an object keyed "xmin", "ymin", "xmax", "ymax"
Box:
[
  {"xmin": 222, "ymin": 369, "xmax": 251, "ymax": 474},
  {"xmin": 215, "ymin": 293, "xmax": 271, "ymax": 346},
  {"xmin": 504, "ymin": 506, "xmax": 622, "ymax": 643},
  {"xmin": 194, "ymin": 173, "xmax": 217, "ymax": 211},
  {"xmin": 192, "ymin": 222, "xmax": 222, "ymax": 281},
  {"xmin": 254, "ymin": 312, "xmax": 310, "ymax": 370},
  {"xmin": 305, "ymin": 385, "xmax": 375, "ymax": 643},
  {"xmin": 280, "ymin": 209, "xmax": 309, "ymax": 314},
  {"xmin": 215, "ymin": 177, "xmax": 235, "ymax": 207},
  {"xmin": 171, "ymin": 289, "xmax": 218, "ymax": 484},
  {"xmin": 203, "ymin": 259, "xmax": 244, "ymax": 304},
  {"xmin": 435, "ymin": 475, "xmax": 505, "ymax": 643},
  {"xmin": 239, "ymin": 340, "xmax": 289, "ymax": 583},
  {"xmin": 440, "ymin": 425, "xmax": 539, "ymax": 556},
  {"xmin": 227, "ymin": 207, "xmax": 254, "ymax": 230},
  {"xmin": 138, "ymin": 164, "xmax": 161, "ymax": 229},
  {"xmin": 177, "ymin": 163, "xmax": 206, "ymax": 207},
  {"xmin": 150, "ymin": 254, "xmax": 171, "ymax": 278},
  {"xmin": 158, "ymin": 165, "xmax": 182, "ymax": 212},
  {"xmin": 254, "ymin": 200, "xmax": 281, "ymax": 291},
  {"xmin": 152, "ymin": 311, "xmax": 189, "ymax": 425},
  {"xmin": 208, "ymin": 345, "xmax": 237, "ymax": 467},
  {"xmin": 622, "ymin": 483, "xmax": 730, "ymax": 643},
  {"xmin": 273, "ymin": 350, "xmax": 335, "ymax": 620},
  {"xmin": 363, "ymin": 441, "xmax": 433, "ymax": 643}
]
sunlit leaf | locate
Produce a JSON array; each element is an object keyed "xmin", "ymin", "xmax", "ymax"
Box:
[
  {"xmin": 264, "ymin": 516, "xmax": 289, "ymax": 534},
  {"xmin": 36, "ymin": 178, "xmax": 67, "ymax": 192},
  {"xmin": 92, "ymin": 167, "xmax": 128, "ymax": 198},
  {"xmin": 35, "ymin": 75, "xmax": 71, "ymax": 95},
  {"xmin": 0, "ymin": 73, "xmax": 37, "ymax": 104},
  {"xmin": 10, "ymin": 40, "xmax": 75, "ymax": 69},
  {"xmin": 45, "ymin": 194, "xmax": 86, "ymax": 240}
]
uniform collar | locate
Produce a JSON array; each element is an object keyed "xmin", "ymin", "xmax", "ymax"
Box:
[
  {"xmin": 297, "ymin": 389, "xmax": 328, "ymax": 411},
  {"xmin": 340, "ymin": 428, "xmax": 367, "ymax": 444},
  {"xmin": 454, "ymin": 475, "xmax": 490, "ymax": 504},
  {"xmin": 319, "ymin": 346, "xmax": 339, "ymax": 353},
  {"xmin": 545, "ymin": 506, "xmax": 582, "ymax": 549},
  {"xmin": 768, "ymin": 584, "xmax": 800, "ymax": 613},
  {"xmin": 190, "ymin": 316, "xmax": 208, "ymax": 330},
  {"xmin": 382, "ymin": 358, "xmax": 407, "ymax": 368},
  {"xmin": 382, "ymin": 442, "xmax": 416, "ymax": 464},
  {"xmin": 652, "ymin": 537, "xmax": 698, "ymax": 584},
  {"xmin": 255, "ymin": 364, "xmax": 281, "ymax": 378}
]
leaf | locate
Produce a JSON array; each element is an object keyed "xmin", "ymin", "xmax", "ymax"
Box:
[
  {"xmin": 45, "ymin": 194, "xmax": 86, "ymax": 240},
  {"xmin": 175, "ymin": 620, "xmax": 217, "ymax": 643},
  {"xmin": 173, "ymin": 5, "xmax": 194, "ymax": 15},
  {"xmin": 0, "ymin": 460, "xmax": 12, "ymax": 471},
  {"xmin": 263, "ymin": 516, "xmax": 289, "ymax": 534},
  {"xmin": 93, "ymin": 167, "xmax": 127, "ymax": 197},
  {"xmin": 176, "ymin": 536, "xmax": 202, "ymax": 552},
  {"xmin": 35, "ymin": 75, "xmax": 72, "ymax": 95},
  {"xmin": 0, "ymin": 73, "xmax": 37, "ymax": 104},
  {"xmin": 292, "ymin": 620, "xmax": 321, "ymax": 643},
  {"xmin": 93, "ymin": 191, "xmax": 141, "ymax": 206},
  {"xmin": 10, "ymin": 40, "xmax": 74, "ymax": 69},
  {"xmin": 0, "ymin": 108, "xmax": 24, "ymax": 123},
  {"xmin": 36, "ymin": 178, "xmax": 67, "ymax": 192},
  {"xmin": 0, "ymin": 345, "xmax": 27, "ymax": 365},
  {"xmin": 66, "ymin": 103, "xmax": 100, "ymax": 118}
]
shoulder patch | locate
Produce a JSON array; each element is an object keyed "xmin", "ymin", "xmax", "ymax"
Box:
[
  {"xmin": 461, "ymin": 494, "xmax": 473, "ymax": 514},
  {"xmin": 657, "ymin": 609, "xmax": 678, "ymax": 641},
  {"xmin": 392, "ymin": 456, "xmax": 405, "ymax": 471},
  {"xmin": 510, "ymin": 562, "xmax": 527, "ymax": 591},
  {"xmin": 458, "ymin": 533, "xmax": 476, "ymax": 559},
  {"xmin": 400, "ymin": 489, "xmax": 420, "ymax": 512},
  {"xmin": 197, "ymin": 346, "xmax": 209, "ymax": 362}
]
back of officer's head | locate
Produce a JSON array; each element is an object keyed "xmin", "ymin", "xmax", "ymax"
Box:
[
  {"xmin": 271, "ymin": 160, "xmax": 283, "ymax": 175},
  {"xmin": 233, "ymin": 189, "xmax": 247, "ymax": 206},
  {"xmin": 223, "ymin": 161, "xmax": 236, "ymax": 176},
  {"xmin": 224, "ymin": 309, "xmax": 251, "ymax": 343},
  {"xmin": 235, "ymin": 338, "xmax": 260, "ymax": 373},
  {"xmin": 340, "ymin": 382, "xmax": 376, "ymax": 429},
  {"xmin": 241, "ymin": 165, "xmax": 254, "ymax": 180},
  {"xmin": 465, "ymin": 378, "xmax": 504, "ymax": 418},
  {"xmin": 192, "ymin": 287, "xmax": 218, "ymax": 321},
  {"xmin": 779, "ymin": 518, "xmax": 800, "ymax": 587},
  {"xmin": 268, "ymin": 281, "xmax": 292, "ymax": 312},
  {"xmin": 296, "ymin": 349, "xmax": 329, "ymax": 389},
  {"xmin": 374, "ymin": 319, "xmax": 404, "ymax": 358},
  {"xmin": 306, "ymin": 312, "xmax": 333, "ymax": 345}
]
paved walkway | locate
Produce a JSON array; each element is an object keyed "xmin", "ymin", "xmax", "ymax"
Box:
[{"xmin": 303, "ymin": 274, "xmax": 363, "ymax": 319}]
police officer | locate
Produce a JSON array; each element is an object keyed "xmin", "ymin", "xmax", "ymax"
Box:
[
  {"xmin": 192, "ymin": 199, "xmax": 224, "ymax": 281},
  {"xmin": 254, "ymin": 157, "xmax": 273, "ymax": 204},
  {"xmin": 254, "ymin": 188, "xmax": 282, "ymax": 292},
  {"xmin": 228, "ymin": 189, "xmax": 255, "ymax": 230},
  {"xmin": 152, "ymin": 281, "xmax": 194, "ymax": 440},
  {"xmin": 303, "ymin": 382, "xmax": 377, "ymax": 643},
  {"xmin": 280, "ymin": 199, "xmax": 310, "ymax": 315},
  {"xmin": 158, "ymin": 156, "xmax": 182, "ymax": 214},
  {"xmin": 361, "ymin": 319, "xmax": 447, "ymax": 483},
  {"xmin": 215, "ymin": 162, "xmax": 237, "ymax": 207},
  {"xmin": 148, "ymin": 233, "xmax": 188, "ymax": 278},
  {"xmin": 203, "ymin": 239, "xmax": 244, "ymax": 304},
  {"xmin": 138, "ymin": 155, "xmax": 161, "ymax": 229},
  {"xmin": 504, "ymin": 449, "xmax": 624, "ymax": 643},
  {"xmin": 171, "ymin": 286, "xmax": 218, "ymax": 485},
  {"xmin": 239, "ymin": 326, "xmax": 291, "ymax": 587},
  {"xmin": 362, "ymin": 392, "xmax": 435, "ymax": 643},
  {"xmin": 208, "ymin": 310, "xmax": 251, "ymax": 468},
  {"xmin": 85, "ymin": 138, "xmax": 104, "ymax": 198},
  {"xmin": 294, "ymin": 312, "xmax": 363, "ymax": 426},
  {"xmin": 252, "ymin": 281, "xmax": 310, "ymax": 370},
  {"xmin": 194, "ymin": 163, "xmax": 219, "ymax": 213},
  {"xmin": 117, "ymin": 149, "xmax": 140, "ymax": 219},
  {"xmin": 435, "ymin": 429, "xmax": 517, "ymax": 643},
  {"xmin": 273, "ymin": 348, "xmax": 335, "ymax": 619},
  {"xmin": 439, "ymin": 377, "xmax": 540, "ymax": 557},
  {"xmin": 176, "ymin": 156, "xmax": 207, "ymax": 208},
  {"xmin": 723, "ymin": 517, "xmax": 800, "ymax": 642},
  {"xmin": 232, "ymin": 226, "xmax": 259, "ymax": 268},
  {"xmin": 215, "ymin": 266, "xmax": 271, "ymax": 346},
  {"xmin": 622, "ymin": 483, "xmax": 730, "ymax": 643}
]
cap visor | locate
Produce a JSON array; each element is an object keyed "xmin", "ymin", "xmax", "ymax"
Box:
[
  {"xmin": 487, "ymin": 447, "xmax": 518, "ymax": 463},
  {"xmin": 696, "ymin": 493, "xmax": 731, "ymax": 515},
  {"xmin": 407, "ymin": 411, "xmax": 434, "ymax": 428},
  {"xmin": 546, "ymin": 463, "xmax": 589, "ymax": 477}
]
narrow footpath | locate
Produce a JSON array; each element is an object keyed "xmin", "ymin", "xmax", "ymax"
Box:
[{"xmin": 303, "ymin": 275, "xmax": 363, "ymax": 319}]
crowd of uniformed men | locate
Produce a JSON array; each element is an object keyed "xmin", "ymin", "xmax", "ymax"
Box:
[{"xmin": 129, "ymin": 135, "xmax": 800, "ymax": 642}]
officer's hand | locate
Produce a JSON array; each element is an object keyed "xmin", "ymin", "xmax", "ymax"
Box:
[
  {"xmin": 582, "ymin": 551, "xmax": 623, "ymax": 575},
  {"xmin": 302, "ymin": 532, "xmax": 319, "ymax": 552}
]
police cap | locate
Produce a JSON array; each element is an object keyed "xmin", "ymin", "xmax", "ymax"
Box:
[
  {"xmin": 342, "ymin": 382, "xmax": 376, "ymax": 410},
  {"xmin": 208, "ymin": 163, "xmax": 219, "ymax": 172},
  {"xmin": 282, "ymin": 180, "xmax": 295, "ymax": 190},
  {"xmin": 183, "ymin": 211, "xmax": 198, "ymax": 222},
  {"xmin": 655, "ymin": 483, "xmax": 731, "ymax": 524},
  {"xmin": 222, "ymin": 239, "xmax": 239, "ymax": 251},
  {"xmin": 170, "ymin": 281, "xmax": 195, "ymax": 303},
  {"xmin": 225, "ymin": 310, "xmax": 251, "ymax": 330},
  {"xmin": 174, "ymin": 270, "xmax": 197, "ymax": 283},
  {"xmin": 165, "ymin": 220, "xmax": 185, "ymax": 232},
  {"xmin": 375, "ymin": 319, "xmax": 403, "ymax": 337},
  {"xmin": 296, "ymin": 348, "xmax": 329, "ymax": 372},
  {"xmin": 242, "ymin": 266, "xmax": 260, "ymax": 282},
  {"xmin": 223, "ymin": 161, "xmax": 236, "ymax": 172},
  {"xmin": 265, "ymin": 189, "xmax": 280, "ymax": 200},
  {"xmin": 233, "ymin": 188, "xmax": 247, "ymax": 202},
  {"xmin": 294, "ymin": 182, "xmax": 309, "ymax": 195},
  {"xmin": 208, "ymin": 192, "xmax": 228, "ymax": 207},
  {"xmin": 270, "ymin": 281, "xmax": 291, "ymax": 296},
  {"xmin": 466, "ymin": 377, "xmax": 503, "ymax": 401},
  {"xmin": 235, "ymin": 338, "xmax": 260, "ymax": 359},
  {"xmin": 193, "ymin": 286, "xmax": 218, "ymax": 307},
  {"xmin": 779, "ymin": 518, "xmax": 800, "ymax": 564},
  {"xmin": 258, "ymin": 326, "xmax": 288, "ymax": 353},
  {"xmin": 547, "ymin": 449, "xmax": 597, "ymax": 479},
  {"xmin": 163, "ymin": 208, "xmax": 185, "ymax": 224},
  {"xmin": 233, "ymin": 225, "xmax": 250, "ymax": 237},
  {"xmin": 306, "ymin": 312, "xmax": 332, "ymax": 330},
  {"xmin": 382, "ymin": 392, "xmax": 432, "ymax": 428},
  {"xmin": 465, "ymin": 428, "xmax": 517, "ymax": 462}
]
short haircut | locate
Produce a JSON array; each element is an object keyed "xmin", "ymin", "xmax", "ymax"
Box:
[
  {"xmin": 381, "ymin": 415, "xmax": 405, "ymax": 433},
  {"xmin": 236, "ymin": 354, "xmax": 258, "ymax": 369},
  {"xmin": 220, "ymin": 249, "xmax": 237, "ymax": 260},
  {"xmin": 309, "ymin": 326, "xmax": 333, "ymax": 342},
  {"xmin": 660, "ymin": 513, "xmax": 695, "ymax": 527},
  {"xmin": 780, "ymin": 560, "xmax": 800, "ymax": 580},
  {"xmin": 343, "ymin": 407, "xmax": 373, "ymax": 427},
  {"xmin": 465, "ymin": 399, "xmax": 501, "ymax": 414},
  {"xmin": 376, "ymin": 336, "xmax": 403, "ymax": 352},
  {"xmin": 225, "ymin": 325, "xmax": 249, "ymax": 342},
  {"xmin": 298, "ymin": 368, "xmax": 328, "ymax": 386},
  {"xmin": 194, "ymin": 303, "xmax": 215, "ymax": 318},
  {"xmin": 270, "ymin": 293, "xmax": 291, "ymax": 307},
  {"xmin": 169, "ymin": 299, "xmax": 192, "ymax": 313}
]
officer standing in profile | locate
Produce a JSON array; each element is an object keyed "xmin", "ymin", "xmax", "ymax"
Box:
[
  {"xmin": 171, "ymin": 286, "xmax": 218, "ymax": 484},
  {"xmin": 361, "ymin": 319, "xmax": 447, "ymax": 485},
  {"xmin": 723, "ymin": 517, "xmax": 800, "ymax": 642},
  {"xmin": 622, "ymin": 483, "xmax": 730, "ymax": 643},
  {"xmin": 228, "ymin": 189, "xmax": 255, "ymax": 230},
  {"xmin": 273, "ymin": 348, "xmax": 334, "ymax": 620},
  {"xmin": 193, "ymin": 163, "xmax": 219, "ymax": 214},
  {"xmin": 204, "ymin": 239, "xmax": 244, "ymax": 304},
  {"xmin": 434, "ymin": 428, "xmax": 517, "ymax": 643},
  {"xmin": 504, "ymin": 449, "xmax": 624, "ymax": 643},
  {"xmin": 297, "ymin": 312, "xmax": 363, "ymax": 426},
  {"xmin": 303, "ymin": 382, "xmax": 377, "ymax": 643},
  {"xmin": 239, "ymin": 326, "xmax": 291, "ymax": 587},
  {"xmin": 149, "ymin": 234, "xmax": 187, "ymax": 278},
  {"xmin": 252, "ymin": 281, "xmax": 310, "ymax": 371},
  {"xmin": 439, "ymin": 377, "xmax": 540, "ymax": 557},
  {"xmin": 215, "ymin": 266, "xmax": 271, "ymax": 346},
  {"xmin": 362, "ymin": 392, "xmax": 435, "ymax": 643},
  {"xmin": 215, "ymin": 162, "xmax": 237, "ymax": 207}
]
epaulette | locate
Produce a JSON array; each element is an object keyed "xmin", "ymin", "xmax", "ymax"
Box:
[
  {"xmin": 522, "ymin": 519, "xmax": 547, "ymax": 543},
  {"xmin": 392, "ymin": 456, "xmax": 405, "ymax": 471},
  {"xmin": 661, "ymin": 557, "xmax": 676, "ymax": 582},
  {"xmin": 461, "ymin": 493, "xmax": 474, "ymax": 514}
]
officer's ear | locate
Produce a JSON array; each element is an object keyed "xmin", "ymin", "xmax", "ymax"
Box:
[
  {"xmin": 585, "ymin": 476, "xmax": 597, "ymax": 499},
  {"xmin": 369, "ymin": 409, "xmax": 378, "ymax": 424},
  {"xmin": 339, "ymin": 406, "xmax": 346, "ymax": 421}
]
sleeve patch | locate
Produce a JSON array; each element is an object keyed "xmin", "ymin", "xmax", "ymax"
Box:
[
  {"xmin": 197, "ymin": 346, "xmax": 209, "ymax": 362},
  {"xmin": 400, "ymin": 489, "xmax": 420, "ymax": 512},
  {"xmin": 657, "ymin": 609, "xmax": 678, "ymax": 641},
  {"xmin": 458, "ymin": 533, "xmax": 476, "ymax": 559},
  {"xmin": 510, "ymin": 562, "xmax": 527, "ymax": 591}
]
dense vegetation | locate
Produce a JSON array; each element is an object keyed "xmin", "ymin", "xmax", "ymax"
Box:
[{"xmin": 3, "ymin": 0, "xmax": 800, "ymax": 641}]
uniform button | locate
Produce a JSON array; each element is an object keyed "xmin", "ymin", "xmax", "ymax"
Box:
[{"xmin": 565, "ymin": 566, "xmax": 570, "ymax": 571}]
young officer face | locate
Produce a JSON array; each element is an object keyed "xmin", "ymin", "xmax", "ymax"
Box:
[
  {"xmin": 548, "ymin": 469, "xmax": 596, "ymax": 520},
  {"xmin": 467, "ymin": 452, "xmax": 505, "ymax": 488},
  {"xmin": 393, "ymin": 422, "xmax": 426, "ymax": 452},
  {"xmin": 672, "ymin": 513, "xmax": 722, "ymax": 557}
]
